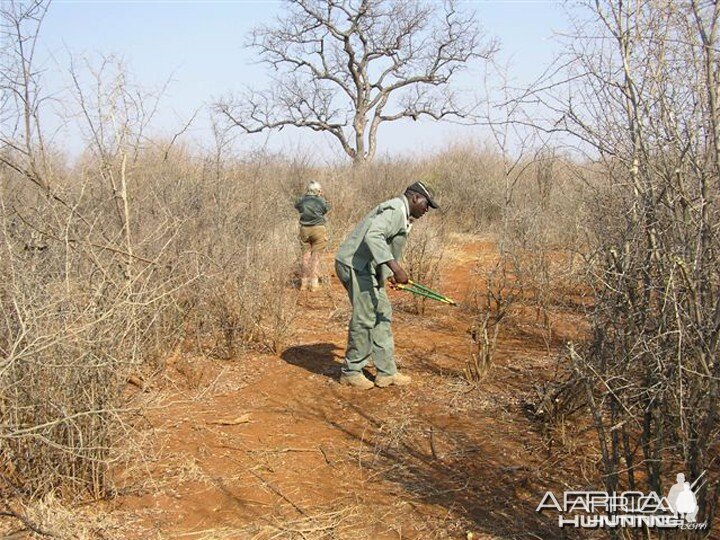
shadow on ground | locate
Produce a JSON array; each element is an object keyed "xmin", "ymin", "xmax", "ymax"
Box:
[
  {"xmin": 308, "ymin": 387, "xmax": 579, "ymax": 539},
  {"xmin": 281, "ymin": 343, "xmax": 343, "ymax": 380}
]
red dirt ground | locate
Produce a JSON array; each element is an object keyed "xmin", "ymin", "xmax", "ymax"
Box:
[{"xmin": 103, "ymin": 235, "xmax": 598, "ymax": 539}]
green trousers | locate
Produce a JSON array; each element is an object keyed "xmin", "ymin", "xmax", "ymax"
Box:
[{"xmin": 335, "ymin": 261, "xmax": 397, "ymax": 376}]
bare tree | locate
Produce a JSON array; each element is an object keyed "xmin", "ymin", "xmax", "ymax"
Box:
[{"xmin": 217, "ymin": 0, "xmax": 496, "ymax": 165}]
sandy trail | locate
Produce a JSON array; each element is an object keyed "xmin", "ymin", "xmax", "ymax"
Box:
[{"xmin": 114, "ymin": 234, "xmax": 591, "ymax": 539}]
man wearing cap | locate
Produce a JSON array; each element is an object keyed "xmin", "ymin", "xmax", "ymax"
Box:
[{"xmin": 334, "ymin": 182, "xmax": 439, "ymax": 389}]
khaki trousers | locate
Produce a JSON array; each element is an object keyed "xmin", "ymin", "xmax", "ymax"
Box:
[
  {"xmin": 335, "ymin": 261, "xmax": 396, "ymax": 376},
  {"xmin": 299, "ymin": 225, "xmax": 328, "ymax": 253}
]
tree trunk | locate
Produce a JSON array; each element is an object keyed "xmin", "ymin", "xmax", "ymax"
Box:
[
  {"xmin": 352, "ymin": 153, "xmax": 368, "ymax": 167},
  {"xmin": 353, "ymin": 114, "xmax": 367, "ymax": 167}
]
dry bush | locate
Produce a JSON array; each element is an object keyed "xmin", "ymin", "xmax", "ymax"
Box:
[
  {"xmin": 424, "ymin": 144, "xmax": 588, "ymax": 362},
  {"xmin": 497, "ymin": 151, "xmax": 588, "ymax": 354},
  {"xmin": 0, "ymin": 491, "xmax": 121, "ymax": 539},
  {"xmin": 0, "ymin": 168, "xmax": 190, "ymax": 499},
  {"xmin": 423, "ymin": 142, "xmax": 507, "ymax": 233},
  {"xmin": 525, "ymin": 356, "xmax": 588, "ymax": 453},
  {"xmin": 464, "ymin": 257, "xmax": 521, "ymax": 382},
  {"xmin": 147, "ymin": 154, "xmax": 302, "ymax": 357},
  {"xmin": 400, "ymin": 214, "xmax": 447, "ymax": 315},
  {"xmin": 528, "ymin": 0, "xmax": 720, "ymax": 530},
  {"xmin": 0, "ymin": 140, "xmax": 304, "ymax": 506},
  {"xmin": 452, "ymin": 142, "xmax": 589, "ymax": 381}
]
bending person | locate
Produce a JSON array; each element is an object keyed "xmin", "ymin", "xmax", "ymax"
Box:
[{"xmin": 334, "ymin": 182, "xmax": 439, "ymax": 389}]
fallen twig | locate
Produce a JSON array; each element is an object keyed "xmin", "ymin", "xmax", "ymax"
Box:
[
  {"xmin": 250, "ymin": 469, "xmax": 306, "ymax": 516},
  {"xmin": 0, "ymin": 508, "xmax": 58, "ymax": 538},
  {"xmin": 207, "ymin": 413, "xmax": 251, "ymax": 426}
]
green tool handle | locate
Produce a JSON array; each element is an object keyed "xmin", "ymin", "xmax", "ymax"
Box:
[
  {"xmin": 407, "ymin": 280, "xmax": 440, "ymax": 295},
  {"xmin": 407, "ymin": 280, "xmax": 456, "ymax": 305},
  {"xmin": 404, "ymin": 284, "xmax": 448, "ymax": 302},
  {"xmin": 394, "ymin": 282, "xmax": 456, "ymax": 305}
]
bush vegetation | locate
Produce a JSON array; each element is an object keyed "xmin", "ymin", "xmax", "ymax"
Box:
[{"xmin": 0, "ymin": 140, "xmax": 584, "ymax": 501}]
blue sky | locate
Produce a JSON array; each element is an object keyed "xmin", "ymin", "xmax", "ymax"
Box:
[{"xmin": 39, "ymin": 0, "xmax": 569, "ymax": 161}]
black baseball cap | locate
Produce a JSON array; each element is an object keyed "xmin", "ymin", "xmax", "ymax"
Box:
[{"xmin": 406, "ymin": 181, "xmax": 439, "ymax": 209}]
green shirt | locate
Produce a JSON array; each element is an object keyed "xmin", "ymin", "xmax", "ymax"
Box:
[
  {"xmin": 335, "ymin": 196, "xmax": 410, "ymax": 284},
  {"xmin": 295, "ymin": 195, "xmax": 331, "ymax": 226}
]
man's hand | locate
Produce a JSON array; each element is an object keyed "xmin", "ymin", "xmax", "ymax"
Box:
[{"xmin": 387, "ymin": 260, "xmax": 409, "ymax": 285}]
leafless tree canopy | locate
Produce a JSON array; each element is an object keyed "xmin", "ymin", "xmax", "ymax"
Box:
[
  {"xmin": 0, "ymin": 0, "xmax": 51, "ymax": 192},
  {"xmin": 218, "ymin": 0, "xmax": 496, "ymax": 164}
]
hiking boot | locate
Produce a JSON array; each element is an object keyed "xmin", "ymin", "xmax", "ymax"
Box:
[
  {"xmin": 339, "ymin": 373, "xmax": 374, "ymax": 390},
  {"xmin": 300, "ymin": 278, "xmax": 309, "ymax": 291},
  {"xmin": 309, "ymin": 278, "xmax": 320, "ymax": 292},
  {"xmin": 375, "ymin": 372, "xmax": 411, "ymax": 388}
]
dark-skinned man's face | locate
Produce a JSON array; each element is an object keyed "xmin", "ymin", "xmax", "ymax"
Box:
[{"xmin": 408, "ymin": 192, "xmax": 430, "ymax": 219}]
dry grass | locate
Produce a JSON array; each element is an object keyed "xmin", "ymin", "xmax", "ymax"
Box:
[
  {"xmin": 162, "ymin": 505, "xmax": 361, "ymax": 540},
  {"xmin": 0, "ymin": 492, "xmax": 125, "ymax": 539}
]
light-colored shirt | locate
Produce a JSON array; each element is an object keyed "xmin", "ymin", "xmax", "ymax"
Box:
[{"xmin": 335, "ymin": 196, "xmax": 410, "ymax": 284}]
